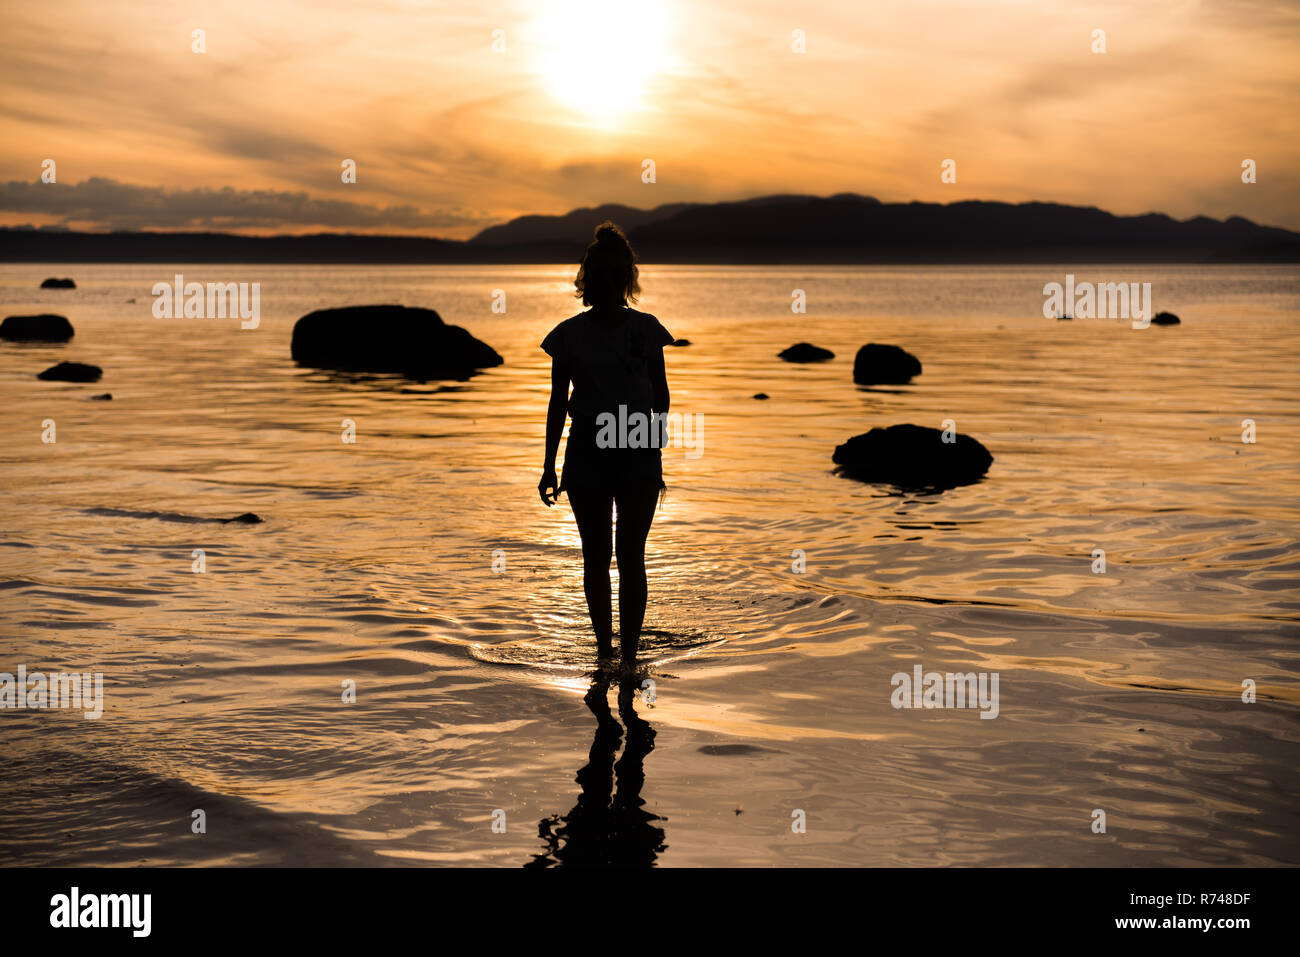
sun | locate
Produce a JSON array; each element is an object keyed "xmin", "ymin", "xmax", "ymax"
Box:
[{"xmin": 530, "ymin": 0, "xmax": 675, "ymax": 126}]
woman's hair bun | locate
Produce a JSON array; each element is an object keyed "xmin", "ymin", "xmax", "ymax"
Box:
[
  {"xmin": 575, "ymin": 221, "xmax": 640, "ymax": 306},
  {"xmin": 594, "ymin": 221, "xmax": 626, "ymax": 245}
]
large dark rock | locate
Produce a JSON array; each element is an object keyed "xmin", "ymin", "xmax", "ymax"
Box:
[
  {"xmin": 291, "ymin": 305, "xmax": 502, "ymax": 380},
  {"xmin": 1150, "ymin": 311, "xmax": 1180, "ymax": 325},
  {"xmin": 37, "ymin": 361, "xmax": 102, "ymax": 382},
  {"xmin": 853, "ymin": 343, "xmax": 922, "ymax": 384},
  {"xmin": 778, "ymin": 342, "xmax": 834, "ymax": 362},
  {"xmin": 1, "ymin": 314, "xmax": 74, "ymax": 341},
  {"xmin": 833, "ymin": 423, "xmax": 993, "ymax": 489},
  {"xmin": 41, "ymin": 277, "xmax": 75, "ymax": 289}
]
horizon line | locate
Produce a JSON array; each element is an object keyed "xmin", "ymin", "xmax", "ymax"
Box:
[{"xmin": 3, "ymin": 189, "xmax": 1295, "ymax": 242}]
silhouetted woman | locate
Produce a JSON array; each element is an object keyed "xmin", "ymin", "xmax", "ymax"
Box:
[{"xmin": 539, "ymin": 222, "xmax": 673, "ymax": 671}]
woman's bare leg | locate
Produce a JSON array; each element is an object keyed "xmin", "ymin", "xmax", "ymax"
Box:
[
  {"xmin": 568, "ymin": 487, "xmax": 615, "ymax": 656},
  {"xmin": 613, "ymin": 485, "xmax": 659, "ymax": 667}
]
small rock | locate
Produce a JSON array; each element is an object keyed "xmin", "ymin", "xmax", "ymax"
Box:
[
  {"xmin": 37, "ymin": 361, "xmax": 102, "ymax": 382},
  {"xmin": 90, "ymin": 393, "xmax": 112, "ymax": 401},
  {"xmin": 223, "ymin": 512, "xmax": 263, "ymax": 524},
  {"xmin": 40, "ymin": 277, "xmax": 76, "ymax": 289},
  {"xmin": 1150, "ymin": 311, "xmax": 1180, "ymax": 325},
  {"xmin": 668, "ymin": 338, "xmax": 691, "ymax": 347},
  {"xmin": 833, "ymin": 423, "xmax": 993, "ymax": 489},
  {"xmin": 853, "ymin": 343, "xmax": 922, "ymax": 384},
  {"xmin": 699, "ymin": 744, "xmax": 778, "ymax": 756},
  {"xmin": 753, "ymin": 392, "xmax": 770, "ymax": 400},
  {"xmin": 1, "ymin": 314, "xmax": 74, "ymax": 341},
  {"xmin": 778, "ymin": 342, "xmax": 834, "ymax": 362}
]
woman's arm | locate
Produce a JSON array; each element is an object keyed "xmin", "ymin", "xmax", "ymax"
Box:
[
  {"xmin": 539, "ymin": 356, "xmax": 569, "ymax": 506},
  {"xmin": 650, "ymin": 345, "xmax": 670, "ymax": 451},
  {"xmin": 650, "ymin": 345, "xmax": 669, "ymax": 413}
]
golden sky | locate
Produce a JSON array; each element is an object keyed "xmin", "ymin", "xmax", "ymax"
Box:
[{"xmin": 2, "ymin": 0, "xmax": 1298, "ymax": 236}]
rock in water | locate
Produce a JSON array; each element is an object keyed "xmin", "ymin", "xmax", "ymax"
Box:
[
  {"xmin": 41, "ymin": 277, "xmax": 76, "ymax": 289},
  {"xmin": 833, "ymin": 423, "xmax": 993, "ymax": 489},
  {"xmin": 291, "ymin": 305, "xmax": 503, "ymax": 380},
  {"xmin": 223, "ymin": 512, "xmax": 263, "ymax": 524},
  {"xmin": 668, "ymin": 338, "xmax": 691, "ymax": 347},
  {"xmin": 90, "ymin": 393, "xmax": 112, "ymax": 400},
  {"xmin": 1150, "ymin": 311, "xmax": 1181, "ymax": 325},
  {"xmin": 37, "ymin": 361, "xmax": 102, "ymax": 382},
  {"xmin": 1, "ymin": 314, "xmax": 74, "ymax": 341},
  {"xmin": 853, "ymin": 343, "xmax": 922, "ymax": 384},
  {"xmin": 778, "ymin": 342, "xmax": 834, "ymax": 362}
]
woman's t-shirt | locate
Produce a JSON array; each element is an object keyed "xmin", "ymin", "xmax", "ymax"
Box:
[{"xmin": 541, "ymin": 308, "xmax": 673, "ymax": 419}]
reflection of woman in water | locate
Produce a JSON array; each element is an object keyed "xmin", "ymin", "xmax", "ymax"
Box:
[
  {"xmin": 525, "ymin": 675, "xmax": 666, "ymax": 868},
  {"xmin": 539, "ymin": 222, "xmax": 673, "ymax": 671}
]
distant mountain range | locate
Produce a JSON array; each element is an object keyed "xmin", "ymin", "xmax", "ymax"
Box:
[{"xmin": 3, "ymin": 193, "xmax": 1298, "ymax": 263}]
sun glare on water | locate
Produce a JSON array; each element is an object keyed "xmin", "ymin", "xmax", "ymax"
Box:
[{"xmin": 531, "ymin": 0, "xmax": 675, "ymax": 126}]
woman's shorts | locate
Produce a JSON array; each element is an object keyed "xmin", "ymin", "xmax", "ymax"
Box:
[{"xmin": 561, "ymin": 413, "xmax": 665, "ymax": 495}]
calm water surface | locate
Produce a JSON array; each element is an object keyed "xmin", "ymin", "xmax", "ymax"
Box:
[{"xmin": 1, "ymin": 263, "xmax": 1298, "ymax": 865}]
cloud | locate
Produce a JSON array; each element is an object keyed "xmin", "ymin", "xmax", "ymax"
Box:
[
  {"xmin": 0, "ymin": 177, "xmax": 490, "ymax": 232},
  {"xmin": 0, "ymin": 0, "xmax": 1297, "ymax": 231}
]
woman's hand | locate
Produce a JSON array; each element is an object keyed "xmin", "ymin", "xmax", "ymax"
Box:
[{"xmin": 539, "ymin": 467, "xmax": 560, "ymax": 507}]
